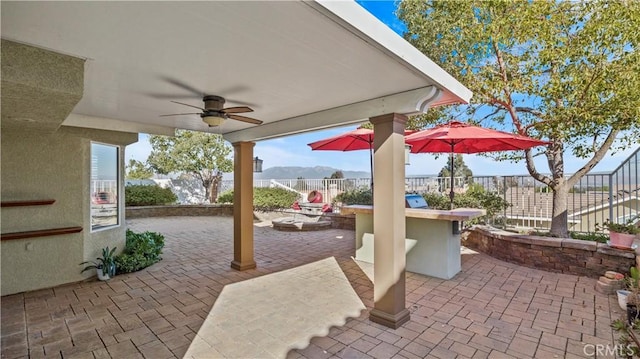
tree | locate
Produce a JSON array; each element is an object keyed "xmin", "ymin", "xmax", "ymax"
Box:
[
  {"xmin": 293, "ymin": 176, "xmax": 308, "ymax": 191},
  {"xmin": 438, "ymin": 154, "xmax": 473, "ymax": 184},
  {"xmin": 398, "ymin": 0, "xmax": 640, "ymax": 236},
  {"xmin": 327, "ymin": 170, "xmax": 344, "ymax": 179},
  {"xmin": 125, "ymin": 159, "xmax": 154, "ymax": 180},
  {"xmin": 147, "ymin": 130, "xmax": 233, "ymax": 203}
]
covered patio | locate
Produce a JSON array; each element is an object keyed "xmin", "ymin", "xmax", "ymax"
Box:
[
  {"xmin": 2, "ymin": 0, "xmax": 471, "ymax": 328},
  {"xmin": 1, "ymin": 217, "xmax": 621, "ymax": 358}
]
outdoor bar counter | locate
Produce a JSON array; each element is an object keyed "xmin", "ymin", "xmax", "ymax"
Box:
[{"xmin": 341, "ymin": 205, "xmax": 485, "ymax": 279}]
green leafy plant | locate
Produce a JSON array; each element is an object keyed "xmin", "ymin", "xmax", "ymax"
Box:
[
  {"xmin": 114, "ymin": 230, "xmax": 165, "ymax": 274},
  {"xmin": 125, "ymin": 184, "xmax": 178, "ymax": 206},
  {"xmin": 421, "ymin": 188, "xmax": 510, "ymax": 225},
  {"xmin": 569, "ymin": 231, "xmax": 609, "ymax": 243},
  {"xmin": 597, "ymin": 219, "xmax": 640, "ymax": 235},
  {"xmin": 217, "ymin": 190, "xmax": 234, "ymax": 204},
  {"xmin": 216, "ymin": 188, "xmax": 301, "ymax": 211},
  {"xmin": 334, "ymin": 187, "xmax": 372, "ymax": 206},
  {"xmin": 80, "ymin": 246, "xmax": 117, "ymax": 277}
]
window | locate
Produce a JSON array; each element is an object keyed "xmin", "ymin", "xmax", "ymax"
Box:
[{"xmin": 91, "ymin": 143, "xmax": 119, "ymax": 231}]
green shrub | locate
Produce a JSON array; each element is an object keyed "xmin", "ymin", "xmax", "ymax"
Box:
[
  {"xmin": 115, "ymin": 229, "xmax": 165, "ymax": 274},
  {"xmin": 421, "ymin": 188, "xmax": 510, "ymax": 225},
  {"xmin": 217, "ymin": 190, "xmax": 234, "ymax": 204},
  {"xmin": 125, "ymin": 185, "xmax": 177, "ymax": 206},
  {"xmin": 334, "ymin": 187, "xmax": 372, "ymax": 205},
  {"xmin": 254, "ymin": 188, "xmax": 300, "ymax": 211},
  {"xmin": 570, "ymin": 231, "xmax": 609, "ymax": 243},
  {"xmin": 421, "ymin": 193, "xmax": 452, "ymax": 210},
  {"xmin": 216, "ymin": 187, "xmax": 300, "ymax": 211}
]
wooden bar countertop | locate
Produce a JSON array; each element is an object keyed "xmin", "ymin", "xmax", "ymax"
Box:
[{"xmin": 340, "ymin": 205, "xmax": 485, "ymax": 222}]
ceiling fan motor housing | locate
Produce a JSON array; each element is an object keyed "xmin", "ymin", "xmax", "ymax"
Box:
[{"xmin": 203, "ymin": 95, "xmax": 225, "ymax": 110}]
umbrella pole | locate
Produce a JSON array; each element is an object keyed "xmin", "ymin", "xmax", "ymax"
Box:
[
  {"xmin": 449, "ymin": 146, "xmax": 455, "ymax": 210},
  {"xmin": 369, "ymin": 145, "xmax": 374, "ymax": 190}
]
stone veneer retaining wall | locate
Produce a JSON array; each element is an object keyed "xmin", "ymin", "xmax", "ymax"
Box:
[
  {"xmin": 125, "ymin": 205, "xmax": 355, "ymax": 230},
  {"xmin": 463, "ymin": 226, "xmax": 637, "ymax": 278},
  {"xmin": 126, "ymin": 205, "xmax": 234, "ymax": 218}
]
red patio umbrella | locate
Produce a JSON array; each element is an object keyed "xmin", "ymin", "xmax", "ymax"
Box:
[
  {"xmin": 307, "ymin": 127, "xmax": 414, "ymax": 188},
  {"xmin": 308, "ymin": 127, "xmax": 376, "ymax": 188},
  {"xmin": 405, "ymin": 121, "xmax": 549, "ymax": 208}
]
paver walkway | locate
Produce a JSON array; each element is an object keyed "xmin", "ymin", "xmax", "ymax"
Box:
[{"xmin": 0, "ymin": 216, "xmax": 624, "ymax": 358}]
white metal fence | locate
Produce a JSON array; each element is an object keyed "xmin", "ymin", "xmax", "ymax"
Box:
[{"xmin": 219, "ymin": 176, "xmax": 465, "ymax": 206}]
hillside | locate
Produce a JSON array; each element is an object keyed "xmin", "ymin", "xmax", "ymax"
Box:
[{"xmin": 255, "ymin": 166, "xmax": 369, "ymax": 179}]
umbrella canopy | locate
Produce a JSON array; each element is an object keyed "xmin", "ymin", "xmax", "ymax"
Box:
[
  {"xmin": 308, "ymin": 127, "xmax": 376, "ymax": 187},
  {"xmin": 405, "ymin": 121, "xmax": 549, "ymax": 208},
  {"xmin": 308, "ymin": 127, "xmax": 414, "ymax": 188}
]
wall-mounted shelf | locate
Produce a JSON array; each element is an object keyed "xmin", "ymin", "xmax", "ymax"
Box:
[
  {"xmin": 1, "ymin": 199, "xmax": 56, "ymax": 207},
  {"xmin": 1, "ymin": 226, "xmax": 83, "ymax": 241}
]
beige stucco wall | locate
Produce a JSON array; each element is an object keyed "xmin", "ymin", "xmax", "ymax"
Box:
[{"xmin": 1, "ymin": 128, "xmax": 137, "ymax": 295}]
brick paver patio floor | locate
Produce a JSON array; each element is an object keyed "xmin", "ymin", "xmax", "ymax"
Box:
[{"xmin": 1, "ymin": 216, "xmax": 625, "ymax": 358}]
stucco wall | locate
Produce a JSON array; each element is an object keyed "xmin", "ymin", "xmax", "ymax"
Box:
[
  {"xmin": 463, "ymin": 226, "xmax": 637, "ymax": 278},
  {"xmin": 1, "ymin": 129, "xmax": 136, "ymax": 295}
]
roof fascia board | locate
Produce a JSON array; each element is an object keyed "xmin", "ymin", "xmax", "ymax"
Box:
[
  {"xmin": 308, "ymin": 0, "xmax": 472, "ymax": 104},
  {"xmin": 224, "ymin": 86, "xmax": 438, "ymax": 143},
  {"xmin": 63, "ymin": 114, "xmax": 176, "ymax": 136}
]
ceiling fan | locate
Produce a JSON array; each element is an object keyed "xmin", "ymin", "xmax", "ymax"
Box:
[{"xmin": 161, "ymin": 95, "xmax": 262, "ymax": 127}]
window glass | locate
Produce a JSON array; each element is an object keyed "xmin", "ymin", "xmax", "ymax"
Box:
[{"xmin": 91, "ymin": 143, "xmax": 119, "ymax": 231}]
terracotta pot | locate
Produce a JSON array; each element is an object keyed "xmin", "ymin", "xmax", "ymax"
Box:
[{"xmin": 610, "ymin": 231, "xmax": 635, "ymax": 248}]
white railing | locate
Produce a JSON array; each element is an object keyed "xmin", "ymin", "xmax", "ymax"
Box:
[
  {"xmin": 221, "ymin": 176, "xmax": 465, "ymax": 206},
  {"xmin": 91, "ymin": 180, "xmax": 117, "ymax": 194}
]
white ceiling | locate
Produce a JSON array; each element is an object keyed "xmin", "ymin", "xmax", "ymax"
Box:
[{"xmin": 1, "ymin": 1, "xmax": 472, "ymax": 142}]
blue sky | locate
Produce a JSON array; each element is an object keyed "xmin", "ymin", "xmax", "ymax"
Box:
[{"xmin": 125, "ymin": 1, "xmax": 634, "ymax": 177}]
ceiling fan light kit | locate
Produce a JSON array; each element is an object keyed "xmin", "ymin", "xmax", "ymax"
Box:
[{"xmin": 202, "ymin": 114, "xmax": 225, "ymax": 127}]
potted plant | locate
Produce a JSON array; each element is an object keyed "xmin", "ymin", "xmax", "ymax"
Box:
[
  {"xmin": 612, "ymin": 268, "xmax": 640, "ymax": 358},
  {"xmin": 598, "ymin": 219, "xmax": 639, "ymax": 249},
  {"xmin": 627, "ymin": 267, "xmax": 640, "ymax": 324},
  {"xmin": 80, "ymin": 246, "xmax": 117, "ymax": 281}
]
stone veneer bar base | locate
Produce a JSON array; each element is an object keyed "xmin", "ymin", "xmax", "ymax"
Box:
[{"xmin": 464, "ymin": 226, "xmax": 637, "ymax": 278}]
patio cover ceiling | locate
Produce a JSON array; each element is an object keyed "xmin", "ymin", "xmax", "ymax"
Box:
[{"xmin": 1, "ymin": 1, "xmax": 471, "ymax": 142}]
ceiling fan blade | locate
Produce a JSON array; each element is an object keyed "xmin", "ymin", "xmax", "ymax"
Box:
[
  {"xmin": 228, "ymin": 114, "xmax": 263, "ymax": 125},
  {"xmin": 159, "ymin": 113, "xmax": 200, "ymax": 117},
  {"xmin": 222, "ymin": 106, "xmax": 253, "ymax": 114},
  {"xmin": 149, "ymin": 93, "xmax": 201, "ymax": 99},
  {"xmin": 161, "ymin": 76, "xmax": 203, "ymax": 96},
  {"xmin": 170, "ymin": 101, "xmax": 204, "ymax": 111}
]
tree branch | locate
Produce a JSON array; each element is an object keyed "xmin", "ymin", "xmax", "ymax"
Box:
[
  {"xmin": 568, "ymin": 128, "xmax": 620, "ymax": 187},
  {"xmin": 515, "ymin": 107, "xmax": 545, "ymax": 118},
  {"xmin": 525, "ymin": 148, "xmax": 552, "ymax": 186},
  {"xmin": 479, "ymin": 107, "xmax": 503, "ymax": 121},
  {"xmin": 491, "ymin": 42, "xmax": 525, "ymax": 134}
]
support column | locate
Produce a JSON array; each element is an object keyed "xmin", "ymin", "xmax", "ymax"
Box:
[
  {"xmin": 230, "ymin": 141, "xmax": 257, "ymax": 271},
  {"xmin": 369, "ymin": 113, "xmax": 410, "ymax": 329}
]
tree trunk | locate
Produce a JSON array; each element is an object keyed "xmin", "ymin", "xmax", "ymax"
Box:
[
  {"xmin": 549, "ymin": 181, "xmax": 569, "ymax": 237},
  {"xmin": 202, "ymin": 179, "xmax": 211, "ymax": 204},
  {"xmin": 209, "ymin": 173, "xmax": 222, "ymax": 203}
]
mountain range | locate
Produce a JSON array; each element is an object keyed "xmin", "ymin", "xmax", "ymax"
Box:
[{"xmin": 254, "ymin": 166, "xmax": 370, "ymax": 179}]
